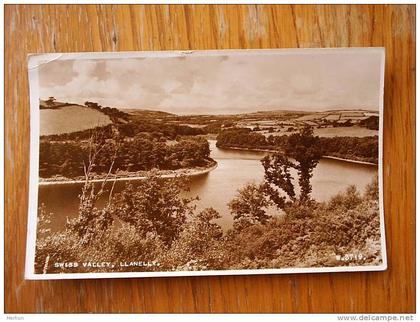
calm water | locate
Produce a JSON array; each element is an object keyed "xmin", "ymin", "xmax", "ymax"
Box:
[{"xmin": 39, "ymin": 140, "xmax": 377, "ymax": 231}]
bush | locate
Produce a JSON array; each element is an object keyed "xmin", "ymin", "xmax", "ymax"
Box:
[
  {"xmin": 160, "ymin": 208, "xmax": 225, "ymax": 270},
  {"xmin": 228, "ymin": 182, "xmax": 273, "ymax": 229},
  {"xmin": 222, "ymin": 177, "xmax": 382, "ymax": 269}
]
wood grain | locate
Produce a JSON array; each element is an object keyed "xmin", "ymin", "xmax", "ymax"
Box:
[{"xmin": 4, "ymin": 4, "xmax": 415, "ymax": 313}]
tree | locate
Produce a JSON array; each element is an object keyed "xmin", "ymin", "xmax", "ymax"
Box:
[
  {"xmin": 261, "ymin": 126, "xmax": 322, "ymax": 207},
  {"xmin": 360, "ymin": 116, "xmax": 379, "ymax": 130},
  {"xmin": 112, "ymin": 172, "xmax": 197, "ymax": 246},
  {"xmin": 84, "ymin": 101, "xmax": 101, "ymax": 109},
  {"xmin": 286, "ymin": 126, "xmax": 322, "ymax": 202},
  {"xmin": 261, "ymin": 154, "xmax": 296, "ymax": 209},
  {"xmin": 35, "ymin": 131, "xmax": 119, "ymax": 273},
  {"xmin": 161, "ymin": 207, "xmax": 224, "ymax": 270},
  {"xmin": 46, "ymin": 96, "xmax": 56, "ymax": 107},
  {"xmin": 216, "ymin": 128, "xmax": 270, "ymax": 149},
  {"xmin": 68, "ymin": 130, "xmax": 118, "ymax": 245},
  {"xmin": 229, "ymin": 182, "xmax": 273, "ymax": 228}
]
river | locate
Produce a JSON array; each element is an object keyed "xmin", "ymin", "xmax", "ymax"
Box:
[{"xmin": 38, "ymin": 140, "xmax": 377, "ymax": 231}]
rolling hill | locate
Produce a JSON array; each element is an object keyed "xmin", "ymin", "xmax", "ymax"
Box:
[{"xmin": 40, "ymin": 102, "xmax": 112, "ymax": 136}]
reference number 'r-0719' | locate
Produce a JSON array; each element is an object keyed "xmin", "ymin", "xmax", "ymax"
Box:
[{"xmin": 336, "ymin": 254, "xmax": 367, "ymax": 262}]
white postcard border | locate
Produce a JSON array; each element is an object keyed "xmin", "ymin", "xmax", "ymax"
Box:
[{"xmin": 25, "ymin": 48, "xmax": 387, "ymax": 280}]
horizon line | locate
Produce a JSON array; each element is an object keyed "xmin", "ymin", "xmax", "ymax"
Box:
[{"xmin": 40, "ymin": 98, "xmax": 379, "ymax": 116}]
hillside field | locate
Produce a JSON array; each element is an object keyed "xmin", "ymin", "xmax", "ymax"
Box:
[{"xmin": 40, "ymin": 105, "xmax": 112, "ymax": 136}]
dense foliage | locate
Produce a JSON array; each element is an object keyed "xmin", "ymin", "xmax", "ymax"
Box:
[
  {"xmin": 318, "ymin": 136, "xmax": 378, "ymax": 164},
  {"xmin": 216, "ymin": 128, "xmax": 273, "ymax": 149},
  {"xmin": 84, "ymin": 101, "xmax": 130, "ymax": 121},
  {"xmin": 221, "ymin": 180, "xmax": 381, "ymax": 269},
  {"xmin": 39, "ymin": 135, "xmax": 211, "ymax": 178},
  {"xmin": 41, "ymin": 118, "xmax": 206, "ymax": 141},
  {"xmin": 216, "ymin": 127, "xmax": 379, "ymax": 164},
  {"xmin": 359, "ymin": 116, "xmax": 379, "ymax": 130},
  {"xmin": 229, "ymin": 183, "xmax": 273, "ymax": 229}
]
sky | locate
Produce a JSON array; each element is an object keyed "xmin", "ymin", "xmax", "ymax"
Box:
[{"xmin": 38, "ymin": 50, "xmax": 383, "ymax": 115}]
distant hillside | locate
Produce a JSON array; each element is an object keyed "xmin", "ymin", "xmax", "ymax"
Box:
[
  {"xmin": 40, "ymin": 103, "xmax": 112, "ymax": 136},
  {"xmin": 252, "ymin": 110, "xmax": 310, "ymax": 115},
  {"xmin": 294, "ymin": 110, "xmax": 378, "ymax": 122},
  {"xmin": 124, "ymin": 109, "xmax": 175, "ymax": 119}
]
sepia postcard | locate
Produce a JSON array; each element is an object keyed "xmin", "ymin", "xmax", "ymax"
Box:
[{"xmin": 26, "ymin": 48, "xmax": 386, "ymax": 280}]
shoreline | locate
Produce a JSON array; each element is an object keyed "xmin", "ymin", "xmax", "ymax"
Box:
[
  {"xmin": 217, "ymin": 145, "xmax": 377, "ymax": 166},
  {"xmin": 321, "ymin": 155, "xmax": 377, "ymax": 166},
  {"xmin": 39, "ymin": 161, "xmax": 218, "ymax": 186},
  {"xmin": 217, "ymin": 145, "xmax": 275, "ymax": 153}
]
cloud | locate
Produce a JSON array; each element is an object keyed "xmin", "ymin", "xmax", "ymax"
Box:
[
  {"xmin": 39, "ymin": 60, "xmax": 77, "ymax": 87},
  {"xmin": 290, "ymin": 74, "xmax": 320, "ymax": 96},
  {"xmin": 39, "ymin": 50, "xmax": 383, "ymax": 114}
]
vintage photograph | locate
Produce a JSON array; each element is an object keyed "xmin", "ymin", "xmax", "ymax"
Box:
[{"xmin": 26, "ymin": 49, "xmax": 386, "ymax": 279}]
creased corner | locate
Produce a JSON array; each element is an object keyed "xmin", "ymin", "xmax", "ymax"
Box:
[{"xmin": 28, "ymin": 53, "xmax": 65, "ymax": 71}]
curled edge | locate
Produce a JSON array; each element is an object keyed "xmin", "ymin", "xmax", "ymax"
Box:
[{"xmin": 28, "ymin": 53, "xmax": 65, "ymax": 71}]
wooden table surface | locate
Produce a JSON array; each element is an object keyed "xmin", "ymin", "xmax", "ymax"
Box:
[{"xmin": 4, "ymin": 4, "xmax": 415, "ymax": 313}]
